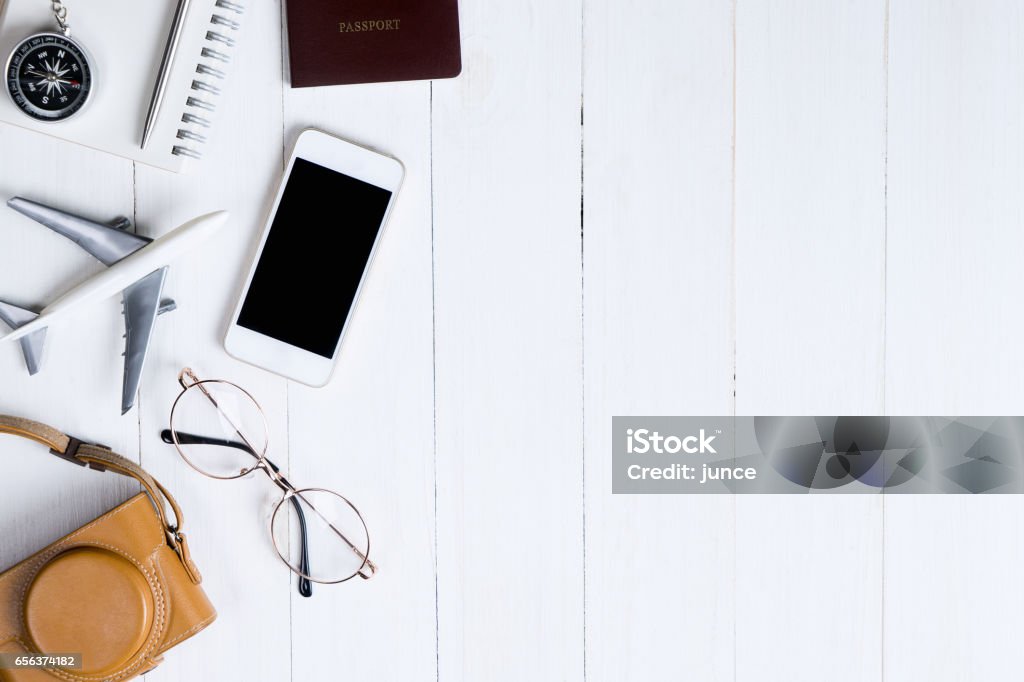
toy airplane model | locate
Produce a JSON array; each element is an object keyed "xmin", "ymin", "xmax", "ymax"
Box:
[{"xmin": 0, "ymin": 197, "xmax": 228, "ymax": 414}]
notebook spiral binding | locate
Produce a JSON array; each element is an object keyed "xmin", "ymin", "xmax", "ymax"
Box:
[{"xmin": 172, "ymin": 0, "xmax": 245, "ymax": 161}]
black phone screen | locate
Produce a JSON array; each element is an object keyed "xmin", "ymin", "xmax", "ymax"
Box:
[{"xmin": 237, "ymin": 157, "xmax": 394, "ymax": 358}]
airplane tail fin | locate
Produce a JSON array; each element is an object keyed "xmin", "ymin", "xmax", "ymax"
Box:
[{"xmin": 0, "ymin": 301, "xmax": 47, "ymax": 375}]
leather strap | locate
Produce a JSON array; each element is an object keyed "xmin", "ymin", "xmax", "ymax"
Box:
[{"xmin": 0, "ymin": 414, "xmax": 202, "ymax": 584}]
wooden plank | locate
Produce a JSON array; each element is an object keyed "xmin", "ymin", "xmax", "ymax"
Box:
[
  {"xmin": 884, "ymin": 2, "xmax": 1024, "ymax": 679},
  {"xmin": 734, "ymin": 1, "xmax": 887, "ymax": 679},
  {"xmin": 0, "ymin": 127, "xmax": 136, "ymax": 570},
  {"xmin": 131, "ymin": 3, "xmax": 290, "ymax": 680},
  {"xmin": 281, "ymin": 83, "xmax": 436, "ymax": 680},
  {"xmin": 432, "ymin": 0, "xmax": 584, "ymax": 678},
  {"xmin": 582, "ymin": 1, "xmax": 735, "ymax": 680}
]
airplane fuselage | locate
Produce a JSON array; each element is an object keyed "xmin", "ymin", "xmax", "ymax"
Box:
[{"xmin": 2, "ymin": 211, "xmax": 227, "ymax": 342}]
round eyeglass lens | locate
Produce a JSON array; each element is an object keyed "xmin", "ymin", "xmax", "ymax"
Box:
[
  {"xmin": 169, "ymin": 380, "xmax": 268, "ymax": 479},
  {"xmin": 271, "ymin": 488, "xmax": 371, "ymax": 583}
]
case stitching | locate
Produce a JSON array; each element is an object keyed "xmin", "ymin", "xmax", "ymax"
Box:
[{"xmin": 149, "ymin": 545, "xmax": 216, "ymax": 649}]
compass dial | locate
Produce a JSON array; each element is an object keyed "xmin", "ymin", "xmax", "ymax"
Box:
[{"xmin": 6, "ymin": 33, "xmax": 93, "ymax": 122}]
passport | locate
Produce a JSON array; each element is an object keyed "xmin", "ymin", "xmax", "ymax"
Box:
[{"xmin": 286, "ymin": 0, "xmax": 462, "ymax": 87}]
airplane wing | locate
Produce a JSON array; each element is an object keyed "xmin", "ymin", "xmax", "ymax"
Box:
[
  {"xmin": 121, "ymin": 268, "xmax": 169, "ymax": 415},
  {"xmin": 0, "ymin": 301, "xmax": 46, "ymax": 375},
  {"xmin": 8, "ymin": 197, "xmax": 152, "ymax": 266}
]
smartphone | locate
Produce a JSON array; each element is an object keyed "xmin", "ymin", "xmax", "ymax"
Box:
[{"xmin": 225, "ymin": 129, "xmax": 404, "ymax": 386}]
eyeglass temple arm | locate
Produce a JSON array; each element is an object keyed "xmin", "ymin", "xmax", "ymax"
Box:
[
  {"xmin": 272, "ymin": 467, "xmax": 314, "ymax": 597},
  {"xmin": 160, "ymin": 429, "xmax": 315, "ymax": 598},
  {"xmin": 290, "ymin": 495, "xmax": 314, "ymax": 597},
  {"xmin": 161, "ymin": 429, "xmax": 254, "ymax": 453}
]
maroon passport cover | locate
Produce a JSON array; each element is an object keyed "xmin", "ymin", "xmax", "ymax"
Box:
[{"xmin": 286, "ymin": 0, "xmax": 462, "ymax": 88}]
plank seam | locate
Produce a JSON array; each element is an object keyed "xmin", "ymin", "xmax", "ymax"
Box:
[
  {"xmin": 731, "ymin": 2, "xmax": 739, "ymax": 679},
  {"xmin": 881, "ymin": 0, "xmax": 891, "ymax": 679},
  {"xmin": 429, "ymin": 79, "xmax": 441, "ymax": 682},
  {"xmin": 580, "ymin": 0, "xmax": 588, "ymax": 675},
  {"xmin": 279, "ymin": 2, "xmax": 294, "ymax": 678}
]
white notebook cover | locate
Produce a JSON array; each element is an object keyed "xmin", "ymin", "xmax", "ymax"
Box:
[{"xmin": 0, "ymin": 0, "xmax": 241, "ymax": 172}]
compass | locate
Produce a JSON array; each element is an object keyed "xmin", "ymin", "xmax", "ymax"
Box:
[{"xmin": 6, "ymin": 32, "xmax": 93, "ymax": 122}]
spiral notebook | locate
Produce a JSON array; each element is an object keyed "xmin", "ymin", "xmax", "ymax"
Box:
[{"xmin": 0, "ymin": 0, "xmax": 244, "ymax": 172}]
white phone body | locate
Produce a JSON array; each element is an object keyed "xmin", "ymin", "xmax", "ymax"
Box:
[{"xmin": 225, "ymin": 129, "xmax": 404, "ymax": 386}]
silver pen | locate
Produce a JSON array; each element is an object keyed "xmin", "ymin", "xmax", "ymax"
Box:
[{"xmin": 141, "ymin": 0, "xmax": 193, "ymax": 149}]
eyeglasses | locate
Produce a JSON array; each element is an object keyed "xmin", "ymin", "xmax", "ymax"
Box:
[{"xmin": 161, "ymin": 368, "xmax": 376, "ymax": 598}]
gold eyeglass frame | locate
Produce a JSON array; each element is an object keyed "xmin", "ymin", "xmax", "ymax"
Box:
[{"xmin": 168, "ymin": 368, "xmax": 377, "ymax": 584}]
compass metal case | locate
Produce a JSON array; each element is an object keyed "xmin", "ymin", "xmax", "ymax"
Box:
[{"xmin": 5, "ymin": 31, "xmax": 95, "ymax": 122}]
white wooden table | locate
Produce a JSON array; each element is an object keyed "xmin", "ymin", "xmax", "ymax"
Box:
[{"xmin": 1, "ymin": 1, "xmax": 1022, "ymax": 680}]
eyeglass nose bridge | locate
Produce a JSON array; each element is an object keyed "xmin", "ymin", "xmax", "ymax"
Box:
[{"xmin": 259, "ymin": 459, "xmax": 295, "ymax": 494}]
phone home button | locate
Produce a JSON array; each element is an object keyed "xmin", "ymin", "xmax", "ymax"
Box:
[{"xmin": 24, "ymin": 547, "xmax": 156, "ymax": 676}]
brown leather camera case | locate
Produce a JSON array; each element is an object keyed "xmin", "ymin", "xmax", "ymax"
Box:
[{"xmin": 0, "ymin": 416, "xmax": 216, "ymax": 681}]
